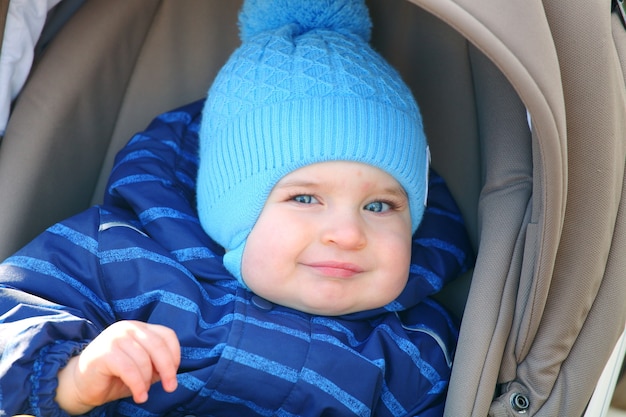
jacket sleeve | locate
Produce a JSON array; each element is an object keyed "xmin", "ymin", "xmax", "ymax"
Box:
[{"xmin": 0, "ymin": 207, "xmax": 115, "ymax": 417}]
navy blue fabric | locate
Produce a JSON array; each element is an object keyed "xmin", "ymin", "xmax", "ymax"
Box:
[{"xmin": 0, "ymin": 99, "xmax": 473, "ymax": 416}]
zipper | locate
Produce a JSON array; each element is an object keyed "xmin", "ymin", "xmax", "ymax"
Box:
[{"xmin": 397, "ymin": 312, "xmax": 453, "ymax": 368}]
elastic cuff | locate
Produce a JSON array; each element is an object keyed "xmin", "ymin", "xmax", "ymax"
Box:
[{"xmin": 30, "ymin": 340, "xmax": 88, "ymax": 417}]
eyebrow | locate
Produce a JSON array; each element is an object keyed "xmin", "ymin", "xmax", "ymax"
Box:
[
  {"xmin": 276, "ymin": 179, "xmax": 408, "ymax": 199},
  {"xmin": 380, "ymin": 185, "xmax": 409, "ymax": 199},
  {"xmin": 275, "ymin": 179, "xmax": 320, "ymax": 189}
]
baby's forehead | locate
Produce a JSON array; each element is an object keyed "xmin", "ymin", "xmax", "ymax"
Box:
[{"xmin": 275, "ymin": 161, "xmax": 406, "ymax": 191}]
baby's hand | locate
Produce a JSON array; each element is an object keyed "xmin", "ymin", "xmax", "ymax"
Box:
[{"xmin": 55, "ymin": 320, "xmax": 180, "ymax": 415}]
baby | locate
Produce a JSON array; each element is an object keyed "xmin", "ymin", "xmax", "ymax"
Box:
[{"xmin": 0, "ymin": 0, "xmax": 472, "ymax": 415}]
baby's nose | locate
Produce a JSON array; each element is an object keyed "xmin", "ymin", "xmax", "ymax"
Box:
[{"xmin": 320, "ymin": 210, "xmax": 367, "ymax": 250}]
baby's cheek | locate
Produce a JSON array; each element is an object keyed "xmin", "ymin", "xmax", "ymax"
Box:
[{"xmin": 385, "ymin": 239, "xmax": 412, "ymax": 285}]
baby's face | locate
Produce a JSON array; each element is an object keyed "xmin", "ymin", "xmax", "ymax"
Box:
[{"xmin": 241, "ymin": 161, "xmax": 412, "ymax": 316}]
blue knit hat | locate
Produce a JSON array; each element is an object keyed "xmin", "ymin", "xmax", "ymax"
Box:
[{"xmin": 197, "ymin": 0, "xmax": 430, "ymax": 284}]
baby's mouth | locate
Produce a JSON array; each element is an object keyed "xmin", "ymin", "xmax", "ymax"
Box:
[{"xmin": 303, "ymin": 261, "xmax": 365, "ymax": 278}]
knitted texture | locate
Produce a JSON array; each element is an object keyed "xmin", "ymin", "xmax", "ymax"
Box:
[{"xmin": 197, "ymin": 0, "xmax": 429, "ymax": 283}]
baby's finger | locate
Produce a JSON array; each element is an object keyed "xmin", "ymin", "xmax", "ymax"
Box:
[
  {"xmin": 132, "ymin": 323, "xmax": 180, "ymax": 393},
  {"xmin": 111, "ymin": 336, "xmax": 158, "ymax": 403}
]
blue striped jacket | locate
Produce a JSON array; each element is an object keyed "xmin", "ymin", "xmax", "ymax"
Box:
[{"xmin": 0, "ymin": 100, "xmax": 473, "ymax": 417}]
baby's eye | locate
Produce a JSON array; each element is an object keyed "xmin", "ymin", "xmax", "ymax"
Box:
[
  {"xmin": 292, "ymin": 195, "xmax": 318, "ymax": 204},
  {"xmin": 364, "ymin": 201, "xmax": 391, "ymax": 213}
]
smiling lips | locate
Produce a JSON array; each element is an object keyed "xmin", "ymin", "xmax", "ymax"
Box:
[{"xmin": 304, "ymin": 261, "xmax": 365, "ymax": 278}]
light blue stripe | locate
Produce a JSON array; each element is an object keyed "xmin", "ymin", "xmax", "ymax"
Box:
[
  {"xmin": 111, "ymin": 149, "xmax": 162, "ymax": 172},
  {"xmin": 175, "ymin": 170, "xmax": 196, "ymax": 189},
  {"xmin": 208, "ymin": 391, "xmax": 275, "ymax": 416},
  {"xmin": 120, "ymin": 149, "xmax": 160, "ymax": 161},
  {"xmin": 100, "ymin": 247, "xmax": 193, "ymax": 277},
  {"xmin": 181, "ymin": 361, "xmax": 281, "ymax": 416},
  {"xmin": 381, "ymin": 382, "xmax": 408, "ymax": 416},
  {"xmin": 171, "ymin": 247, "xmax": 216, "ymax": 262},
  {"xmin": 111, "ymin": 290, "xmax": 237, "ymax": 329},
  {"xmin": 188, "ymin": 120, "xmax": 200, "ymax": 133},
  {"xmin": 169, "ymin": 149, "xmax": 198, "ymax": 167},
  {"xmin": 429, "ymin": 380, "xmax": 448, "ymax": 395},
  {"xmin": 213, "ymin": 279, "xmax": 239, "ymax": 290},
  {"xmin": 127, "ymin": 133, "xmax": 151, "ymax": 146},
  {"xmin": 112, "ymin": 290, "xmax": 201, "ymax": 313},
  {"xmin": 379, "ymin": 324, "xmax": 440, "ymax": 385},
  {"xmin": 384, "ymin": 300, "xmax": 405, "ymax": 311},
  {"xmin": 100, "ymin": 247, "xmax": 217, "ymax": 306},
  {"xmin": 311, "ymin": 317, "xmax": 399, "ymax": 368},
  {"xmin": 3, "ymin": 256, "xmax": 114, "ymax": 318},
  {"xmin": 372, "ymin": 359, "xmax": 406, "ymax": 416},
  {"xmin": 47, "ymin": 223, "xmax": 99, "ymax": 255},
  {"xmin": 181, "ymin": 343, "xmax": 226, "ymax": 360},
  {"xmin": 139, "ymin": 207, "xmax": 200, "ymax": 224},
  {"xmin": 160, "ymin": 139, "xmax": 181, "ymax": 155},
  {"xmin": 177, "ymin": 372, "xmax": 207, "ymax": 391},
  {"xmin": 311, "ymin": 317, "xmax": 362, "ymax": 346},
  {"xmin": 157, "ymin": 110, "xmax": 192, "ymax": 124},
  {"xmin": 100, "ymin": 246, "xmax": 238, "ymax": 306},
  {"xmin": 112, "ymin": 290, "xmax": 311, "ymax": 343},
  {"xmin": 300, "ymin": 368, "xmax": 370, "ymax": 417},
  {"xmin": 122, "ymin": 136, "xmax": 191, "ymax": 164},
  {"xmin": 157, "ymin": 139, "xmax": 198, "ymax": 165},
  {"xmin": 223, "ymin": 346, "xmax": 299, "ymax": 382},
  {"xmin": 245, "ymin": 316, "xmax": 311, "ymax": 342},
  {"xmin": 414, "ymin": 237, "xmax": 466, "ymax": 266},
  {"xmin": 408, "ymin": 264, "xmax": 444, "ymax": 291},
  {"xmin": 310, "ymin": 333, "xmax": 369, "ymax": 363},
  {"xmin": 206, "ymin": 390, "xmax": 304, "ymax": 417},
  {"xmin": 108, "ymin": 174, "xmax": 172, "ymax": 193},
  {"xmin": 313, "ymin": 312, "xmax": 444, "ymax": 385},
  {"xmin": 223, "ymin": 347, "xmax": 370, "ymax": 416}
]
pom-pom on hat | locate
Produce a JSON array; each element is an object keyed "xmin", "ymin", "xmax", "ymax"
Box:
[{"xmin": 197, "ymin": 0, "xmax": 430, "ymax": 285}]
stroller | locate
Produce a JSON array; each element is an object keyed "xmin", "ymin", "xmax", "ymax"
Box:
[{"xmin": 0, "ymin": 0, "xmax": 625, "ymax": 415}]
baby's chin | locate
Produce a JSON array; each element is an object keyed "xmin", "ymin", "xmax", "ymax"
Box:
[
  {"xmin": 273, "ymin": 295, "xmax": 392, "ymax": 317},
  {"xmin": 243, "ymin": 273, "xmax": 405, "ymax": 316}
]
